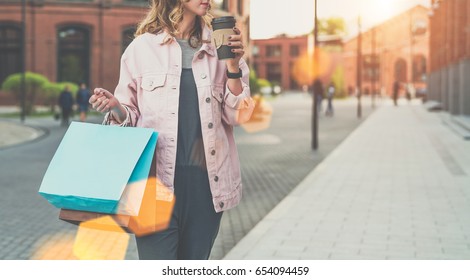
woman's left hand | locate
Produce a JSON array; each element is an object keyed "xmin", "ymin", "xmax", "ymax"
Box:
[{"xmin": 226, "ymin": 27, "xmax": 244, "ymax": 72}]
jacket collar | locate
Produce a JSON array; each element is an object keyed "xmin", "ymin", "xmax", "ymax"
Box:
[{"xmin": 151, "ymin": 24, "xmax": 215, "ymax": 57}]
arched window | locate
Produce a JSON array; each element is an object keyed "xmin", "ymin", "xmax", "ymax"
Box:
[
  {"xmin": 413, "ymin": 54, "xmax": 426, "ymax": 82},
  {"xmin": 0, "ymin": 23, "xmax": 22, "ymax": 84},
  {"xmin": 122, "ymin": 27, "xmax": 136, "ymax": 53},
  {"xmin": 57, "ymin": 25, "xmax": 90, "ymax": 85},
  {"xmin": 394, "ymin": 58, "xmax": 407, "ymax": 83}
]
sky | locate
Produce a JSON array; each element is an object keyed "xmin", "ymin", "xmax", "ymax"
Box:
[{"xmin": 250, "ymin": 0, "xmax": 431, "ymax": 39}]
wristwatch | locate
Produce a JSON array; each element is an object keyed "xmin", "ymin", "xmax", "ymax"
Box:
[{"xmin": 226, "ymin": 68, "xmax": 242, "ymax": 79}]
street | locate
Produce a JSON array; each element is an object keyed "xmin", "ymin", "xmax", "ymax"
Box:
[{"xmin": 0, "ymin": 92, "xmax": 374, "ymax": 259}]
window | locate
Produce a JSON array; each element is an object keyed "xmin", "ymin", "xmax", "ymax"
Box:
[
  {"xmin": 266, "ymin": 45, "xmax": 281, "ymax": 57},
  {"xmin": 238, "ymin": 0, "xmax": 243, "ymax": 15},
  {"xmin": 57, "ymin": 26, "xmax": 90, "ymax": 85},
  {"xmin": 394, "ymin": 58, "xmax": 407, "ymax": 82},
  {"xmin": 412, "ymin": 55, "xmax": 426, "ymax": 82},
  {"xmin": 290, "ymin": 45, "xmax": 300, "ymax": 57},
  {"xmin": 0, "ymin": 23, "xmax": 22, "ymax": 85},
  {"xmin": 252, "ymin": 45, "xmax": 259, "ymax": 57},
  {"xmin": 122, "ymin": 27, "xmax": 136, "ymax": 53},
  {"xmin": 362, "ymin": 54, "xmax": 380, "ymax": 82},
  {"xmin": 213, "ymin": 0, "xmax": 229, "ymax": 11},
  {"xmin": 266, "ymin": 62, "xmax": 281, "ymax": 85}
]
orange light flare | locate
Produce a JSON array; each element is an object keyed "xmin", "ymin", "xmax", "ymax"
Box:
[
  {"xmin": 127, "ymin": 176, "xmax": 175, "ymax": 237},
  {"xmin": 73, "ymin": 216, "xmax": 129, "ymax": 260},
  {"xmin": 291, "ymin": 48, "xmax": 332, "ymax": 86},
  {"xmin": 240, "ymin": 94, "xmax": 273, "ymax": 133},
  {"xmin": 31, "ymin": 232, "xmax": 78, "ymax": 260}
]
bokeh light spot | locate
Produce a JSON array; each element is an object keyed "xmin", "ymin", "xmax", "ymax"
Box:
[
  {"xmin": 241, "ymin": 95, "xmax": 273, "ymax": 133},
  {"xmin": 128, "ymin": 177, "xmax": 175, "ymax": 237},
  {"xmin": 73, "ymin": 216, "xmax": 129, "ymax": 260}
]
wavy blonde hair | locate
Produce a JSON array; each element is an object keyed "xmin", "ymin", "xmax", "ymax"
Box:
[{"xmin": 135, "ymin": 0, "xmax": 213, "ymax": 47}]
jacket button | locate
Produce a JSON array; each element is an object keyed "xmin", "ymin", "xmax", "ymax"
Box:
[
  {"xmin": 201, "ymin": 74, "xmax": 207, "ymax": 79},
  {"xmin": 219, "ymin": 202, "xmax": 224, "ymax": 208},
  {"xmin": 205, "ymin": 97, "xmax": 211, "ymax": 103},
  {"xmin": 214, "ymin": 176, "xmax": 219, "ymax": 182},
  {"xmin": 208, "ymin": 122, "xmax": 213, "ymax": 129},
  {"xmin": 211, "ymin": 150, "xmax": 216, "ymax": 155},
  {"xmin": 198, "ymin": 53, "xmax": 204, "ymax": 59}
]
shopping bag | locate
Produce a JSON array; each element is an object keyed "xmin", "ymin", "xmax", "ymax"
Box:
[
  {"xmin": 38, "ymin": 121, "xmax": 158, "ymax": 215},
  {"xmin": 58, "ymin": 177, "xmax": 175, "ymax": 236}
]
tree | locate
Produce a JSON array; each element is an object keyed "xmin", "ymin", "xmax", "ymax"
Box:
[
  {"xmin": 318, "ymin": 17, "xmax": 347, "ymax": 36},
  {"xmin": 1, "ymin": 72, "xmax": 49, "ymax": 115},
  {"xmin": 42, "ymin": 82, "xmax": 64, "ymax": 113},
  {"xmin": 331, "ymin": 65, "xmax": 346, "ymax": 98}
]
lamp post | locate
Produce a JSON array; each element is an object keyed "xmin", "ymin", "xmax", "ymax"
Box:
[
  {"xmin": 20, "ymin": 0, "xmax": 26, "ymax": 123},
  {"xmin": 311, "ymin": 0, "xmax": 319, "ymax": 150},
  {"xmin": 356, "ymin": 15, "xmax": 362, "ymax": 119}
]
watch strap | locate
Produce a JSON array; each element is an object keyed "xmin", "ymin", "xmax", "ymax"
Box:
[{"xmin": 226, "ymin": 68, "xmax": 242, "ymax": 79}]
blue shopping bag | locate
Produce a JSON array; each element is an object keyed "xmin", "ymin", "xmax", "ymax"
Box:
[{"xmin": 38, "ymin": 122, "xmax": 158, "ymax": 215}]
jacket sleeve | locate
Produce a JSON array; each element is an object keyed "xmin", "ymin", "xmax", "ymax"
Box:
[
  {"xmin": 103, "ymin": 52, "xmax": 139, "ymax": 127},
  {"xmin": 222, "ymin": 58, "xmax": 255, "ymax": 126}
]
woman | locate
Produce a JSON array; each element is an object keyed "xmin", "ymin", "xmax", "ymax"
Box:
[{"xmin": 89, "ymin": 0, "xmax": 254, "ymax": 260}]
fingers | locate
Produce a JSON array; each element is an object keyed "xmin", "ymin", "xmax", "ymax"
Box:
[
  {"xmin": 96, "ymin": 98, "xmax": 111, "ymax": 112},
  {"xmin": 232, "ymin": 27, "xmax": 241, "ymax": 35},
  {"xmin": 228, "ymin": 29, "xmax": 244, "ymax": 59},
  {"xmin": 231, "ymin": 48, "xmax": 245, "ymax": 57},
  {"xmin": 90, "ymin": 88, "xmax": 113, "ymax": 113},
  {"xmin": 228, "ymin": 41, "xmax": 243, "ymax": 48}
]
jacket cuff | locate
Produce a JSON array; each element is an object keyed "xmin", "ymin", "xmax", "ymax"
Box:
[
  {"xmin": 224, "ymin": 81, "xmax": 252, "ymax": 109},
  {"xmin": 102, "ymin": 106, "xmax": 133, "ymax": 127}
]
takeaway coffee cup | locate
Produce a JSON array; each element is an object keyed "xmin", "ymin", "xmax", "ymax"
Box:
[{"xmin": 211, "ymin": 16, "xmax": 236, "ymax": 60}]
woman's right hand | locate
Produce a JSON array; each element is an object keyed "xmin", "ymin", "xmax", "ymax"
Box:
[{"xmin": 89, "ymin": 88, "xmax": 120, "ymax": 113}]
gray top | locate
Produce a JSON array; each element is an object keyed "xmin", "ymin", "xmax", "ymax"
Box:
[
  {"xmin": 175, "ymin": 68, "xmax": 206, "ymax": 169},
  {"xmin": 176, "ymin": 39, "xmax": 199, "ymax": 69}
]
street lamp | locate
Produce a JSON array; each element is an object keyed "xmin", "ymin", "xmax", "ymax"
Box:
[
  {"xmin": 311, "ymin": 0, "xmax": 319, "ymax": 150},
  {"xmin": 356, "ymin": 15, "xmax": 362, "ymax": 119},
  {"xmin": 20, "ymin": 0, "xmax": 26, "ymax": 123}
]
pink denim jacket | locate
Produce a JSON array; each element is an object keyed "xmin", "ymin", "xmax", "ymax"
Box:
[{"xmin": 104, "ymin": 25, "xmax": 254, "ymax": 213}]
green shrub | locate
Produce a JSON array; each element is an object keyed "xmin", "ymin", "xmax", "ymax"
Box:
[
  {"xmin": 1, "ymin": 72, "xmax": 49, "ymax": 115},
  {"xmin": 249, "ymin": 69, "xmax": 260, "ymax": 94}
]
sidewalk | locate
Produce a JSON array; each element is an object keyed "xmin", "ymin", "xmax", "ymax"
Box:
[
  {"xmin": 0, "ymin": 120, "xmax": 44, "ymax": 148},
  {"xmin": 224, "ymin": 100, "xmax": 470, "ymax": 260}
]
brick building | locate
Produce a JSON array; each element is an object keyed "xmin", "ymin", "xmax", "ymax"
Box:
[
  {"xmin": 252, "ymin": 34, "xmax": 343, "ymax": 91},
  {"xmin": 0, "ymin": 0, "xmax": 250, "ymax": 104},
  {"xmin": 342, "ymin": 5, "xmax": 430, "ymax": 98},
  {"xmin": 428, "ymin": 0, "xmax": 470, "ymax": 116}
]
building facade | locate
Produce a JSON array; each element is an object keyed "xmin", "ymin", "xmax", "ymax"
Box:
[
  {"xmin": 428, "ymin": 0, "xmax": 470, "ymax": 116},
  {"xmin": 252, "ymin": 35, "xmax": 307, "ymax": 90},
  {"xmin": 0, "ymin": 0, "xmax": 250, "ymax": 104},
  {"xmin": 252, "ymin": 35, "xmax": 343, "ymax": 91},
  {"xmin": 342, "ymin": 5, "xmax": 430, "ymax": 98}
]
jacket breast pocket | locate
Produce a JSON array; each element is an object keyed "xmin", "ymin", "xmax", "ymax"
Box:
[
  {"xmin": 141, "ymin": 74, "xmax": 167, "ymax": 93},
  {"xmin": 211, "ymin": 84, "xmax": 224, "ymax": 122}
]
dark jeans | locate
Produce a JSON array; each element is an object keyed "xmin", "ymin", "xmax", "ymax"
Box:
[{"xmin": 135, "ymin": 165, "xmax": 223, "ymax": 260}]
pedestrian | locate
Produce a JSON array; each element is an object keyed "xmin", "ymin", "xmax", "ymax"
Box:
[
  {"xmin": 393, "ymin": 80, "xmax": 400, "ymax": 106},
  {"xmin": 58, "ymin": 85, "xmax": 74, "ymax": 126},
  {"xmin": 76, "ymin": 83, "xmax": 91, "ymax": 122},
  {"xmin": 313, "ymin": 78, "xmax": 324, "ymax": 113},
  {"xmin": 325, "ymin": 82, "xmax": 335, "ymax": 117},
  {"xmin": 89, "ymin": 0, "xmax": 254, "ymax": 260}
]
